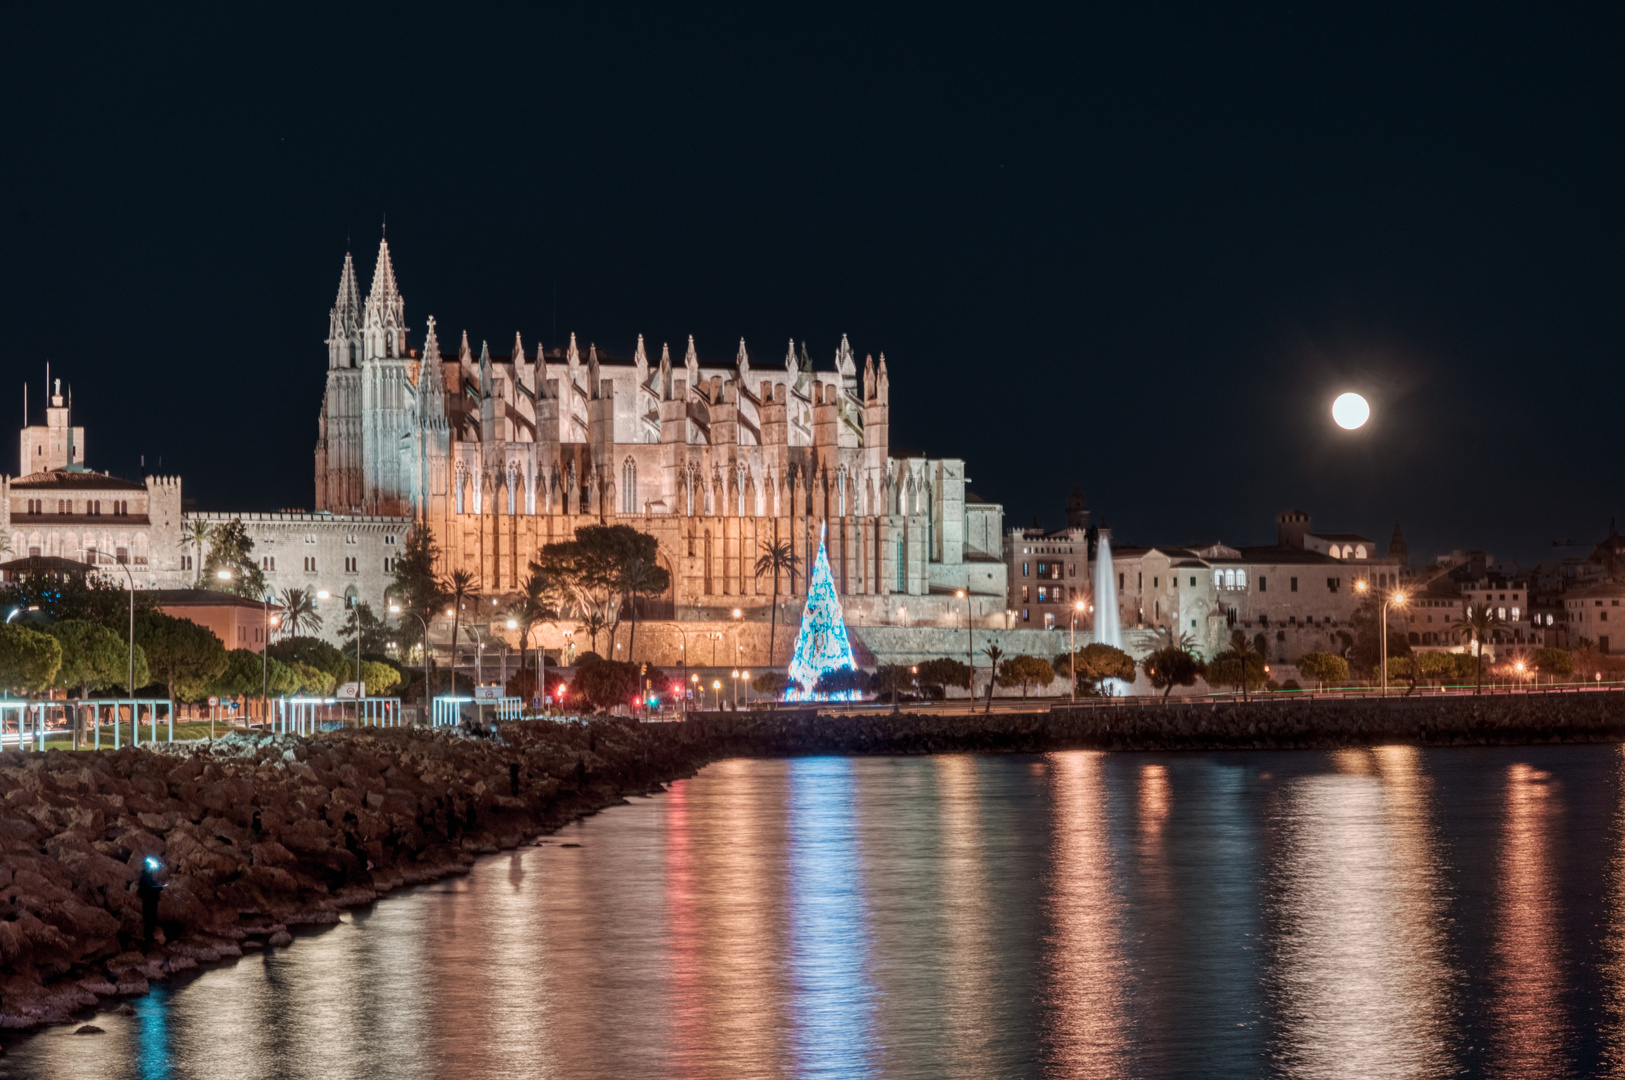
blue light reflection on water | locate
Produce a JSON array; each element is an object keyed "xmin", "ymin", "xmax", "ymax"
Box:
[
  {"xmin": 787, "ymin": 756, "xmax": 876, "ymax": 1079},
  {"xmin": 135, "ymin": 983, "xmax": 172, "ymax": 1080}
]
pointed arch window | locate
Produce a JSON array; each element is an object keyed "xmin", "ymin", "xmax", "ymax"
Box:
[{"xmin": 622, "ymin": 458, "xmax": 638, "ymax": 514}]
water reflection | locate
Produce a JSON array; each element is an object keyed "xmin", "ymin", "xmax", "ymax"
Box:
[
  {"xmin": 1490, "ymin": 761, "xmax": 1566, "ymax": 1078},
  {"xmin": 1268, "ymin": 746, "xmax": 1453, "ymax": 1079},
  {"xmin": 9, "ymin": 748, "xmax": 1625, "ymax": 1080},
  {"xmin": 787, "ymin": 757, "xmax": 875, "ymax": 1079},
  {"xmin": 1043, "ymin": 750, "xmax": 1130, "ymax": 1078}
]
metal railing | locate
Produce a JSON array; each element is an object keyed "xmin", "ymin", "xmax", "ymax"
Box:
[{"xmin": 0, "ymin": 699, "xmax": 176, "ymax": 750}]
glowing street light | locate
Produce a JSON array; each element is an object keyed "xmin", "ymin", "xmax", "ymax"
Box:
[
  {"xmin": 1356, "ymin": 580, "xmax": 1407, "ymax": 697},
  {"xmin": 1069, "ymin": 599, "xmax": 1085, "ymax": 705}
]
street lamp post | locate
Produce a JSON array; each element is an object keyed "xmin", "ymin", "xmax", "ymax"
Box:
[
  {"xmin": 465, "ymin": 624, "xmax": 487, "ymax": 726},
  {"xmin": 1070, "ymin": 600, "xmax": 1085, "ymax": 705},
  {"xmin": 956, "ymin": 589, "xmax": 971, "ymax": 707},
  {"xmin": 91, "ymin": 552, "xmax": 136, "ymax": 746},
  {"xmin": 711, "ymin": 678, "xmax": 722, "ymax": 710},
  {"xmin": 732, "ymin": 608, "xmax": 744, "ymax": 667},
  {"xmin": 390, "ymin": 604, "xmax": 431, "ymax": 720},
  {"xmin": 1357, "ymin": 580, "xmax": 1407, "ymax": 697}
]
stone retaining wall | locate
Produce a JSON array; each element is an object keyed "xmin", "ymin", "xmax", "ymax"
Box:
[{"xmin": 674, "ymin": 691, "xmax": 1625, "ymax": 754}]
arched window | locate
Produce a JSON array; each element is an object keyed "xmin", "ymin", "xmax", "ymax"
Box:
[
  {"xmin": 1224, "ymin": 569, "xmax": 1236, "ymax": 589},
  {"xmin": 1354, "ymin": 544, "xmax": 1367, "ymax": 559},
  {"xmin": 622, "ymin": 459, "xmax": 638, "ymax": 514},
  {"xmin": 1237, "ymin": 569, "xmax": 1247, "ymax": 589}
]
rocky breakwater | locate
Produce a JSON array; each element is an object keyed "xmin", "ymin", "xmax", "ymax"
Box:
[
  {"xmin": 678, "ymin": 692, "xmax": 1625, "ymax": 754},
  {"xmin": 0, "ymin": 721, "xmax": 707, "ymax": 1030}
]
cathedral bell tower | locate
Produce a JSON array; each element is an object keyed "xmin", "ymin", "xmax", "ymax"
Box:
[
  {"xmin": 316, "ymin": 250, "xmax": 364, "ymax": 511},
  {"xmin": 316, "ymin": 234, "xmax": 417, "ymax": 514}
]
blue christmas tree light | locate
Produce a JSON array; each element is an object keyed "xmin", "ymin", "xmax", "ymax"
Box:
[{"xmin": 786, "ymin": 524, "xmax": 857, "ymax": 700}]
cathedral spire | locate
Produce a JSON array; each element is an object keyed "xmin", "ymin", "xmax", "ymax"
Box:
[
  {"xmin": 478, "ymin": 340, "xmax": 496, "ymax": 443},
  {"xmin": 863, "ymin": 353, "xmax": 875, "ymax": 401},
  {"xmin": 685, "ymin": 334, "xmax": 700, "ymax": 391},
  {"xmin": 363, "ymin": 236, "xmax": 407, "ymax": 361},
  {"xmin": 588, "ymin": 343, "xmax": 601, "ymax": 397},
  {"xmin": 877, "ymin": 352, "xmax": 889, "ymax": 404},
  {"xmin": 736, "ymin": 337, "xmax": 751, "ymax": 382},
  {"xmin": 419, "ymin": 316, "xmax": 446, "ymax": 416},
  {"xmin": 634, "ymin": 334, "xmax": 650, "ymax": 387},
  {"xmin": 834, "ymin": 333, "xmax": 856, "ymax": 378},
  {"xmin": 458, "ymin": 330, "xmax": 474, "ymax": 370},
  {"xmin": 534, "ymin": 341, "xmax": 552, "ymax": 399},
  {"xmin": 785, "ymin": 338, "xmax": 798, "ymax": 377},
  {"xmin": 658, "ymin": 341, "xmax": 672, "ymax": 400},
  {"xmin": 326, "ymin": 251, "xmax": 363, "ymax": 369},
  {"xmin": 512, "ymin": 331, "xmax": 524, "ymax": 364}
]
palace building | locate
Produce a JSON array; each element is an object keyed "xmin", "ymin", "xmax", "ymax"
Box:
[{"xmin": 311, "ymin": 237, "xmax": 1010, "ymax": 660}]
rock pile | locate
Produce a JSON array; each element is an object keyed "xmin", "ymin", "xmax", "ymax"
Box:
[{"xmin": 0, "ymin": 721, "xmax": 704, "ymax": 1030}]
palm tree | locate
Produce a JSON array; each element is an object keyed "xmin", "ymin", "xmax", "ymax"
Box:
[
  {"xmin": 754, "ymin": 539, "xmax": 800, "ymax": 665},
  {"xmin": 621, "ymin": 556, "xmax": 669, "ymax": 662},
  {"xmin": 440, "ymin": 569, "xmax": 478, "ymax": 693},
  {"xmin": 180, "ymin": 519, "xmax": 214, "ymax": 586},
  {"xmin": 577, "ymin": 606, "xmax": 610, "ymax": 654},
  {"xmin": 980, "ymin": 642, "xmax": 1005, "ymax": 714},
  {"xmin": 1452, "ymin": 601, "xmax": 1504, "ymax": 695},
  {"xmin": 277, "ymin": 587, "xmax": 321, "ymax": 637},
  {"xmin": 1227, "ymin": 628, "xmax": 1261, "ymax": 703},
  {"xmin": 509, "ymin": 568, "xmax": 564, "ymax": 660}
]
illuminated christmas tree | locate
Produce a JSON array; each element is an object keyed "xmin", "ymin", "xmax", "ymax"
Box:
[{"xmin": 786, "ymin": 525, "xmax": 857, "ymax": 700}]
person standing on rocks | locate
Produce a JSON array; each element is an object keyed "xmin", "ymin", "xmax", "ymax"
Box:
[{"xmin": 138, "ymin": 857, "xmax": 166, "ymax": 943}]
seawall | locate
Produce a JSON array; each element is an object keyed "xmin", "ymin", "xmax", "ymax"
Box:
[
  {"xmin": 4, "ymin": 693, "xmax": 1624, "ymax": 1033},
  {"xmin": 677, "ymin": 692, "xmax": 1625, "ymax": 754}
]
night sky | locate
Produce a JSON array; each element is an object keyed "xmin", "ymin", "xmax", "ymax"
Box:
[{"xmin": 5, "ymin": 7, "xmax": 1622, "ymax": 567}]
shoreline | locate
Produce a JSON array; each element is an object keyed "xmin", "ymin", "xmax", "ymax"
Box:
[
  {"xmin": 0, "ymin": 721, "xmax": 708, "ymax": 1034},
  {"xmin": 4, "ymin": 692, "xmax": 1625, "ymax": 1036}
]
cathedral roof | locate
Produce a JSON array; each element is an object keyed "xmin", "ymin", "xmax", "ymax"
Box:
[{"xmin": 9, "ymin": 469, "xmax": 145, "ymax": 492}]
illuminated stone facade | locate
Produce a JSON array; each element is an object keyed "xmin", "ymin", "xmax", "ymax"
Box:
[{"xmin": 311, "ymin": 237, "xmax": 1010, "ymax": 661}]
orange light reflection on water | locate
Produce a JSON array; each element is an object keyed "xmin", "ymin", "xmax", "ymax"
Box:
[
  {"xmin": 1270, "ymin": 746, "xmax": 1453, "ymax": 1080},
  {"xmin": 1043, "ymin": 750, "xmax": 1129, "ymax": 1079},
  {"xmin": 1489, "ymin": 761, "xmax": 1566, "ymax": 1078}
]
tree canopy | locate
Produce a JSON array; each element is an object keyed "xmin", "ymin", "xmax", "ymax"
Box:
[
  {"xmin": 1296, "ymin": 652, "xmax": 1350, "ymax": 687},
  {"xmin": 135, "ymin": 610, "xmax": 228, "ymax": 701},
  {"xmin": 915, "ymin": 657, "xmax": 972, "ymax": 697},
  {"xmin": 1060, "ymin": 643, "xmax": 1136, "ymax": 695},
  {"xmin": 0, "ymin": 570, "xmax": 153, "ymax": 628},
  {"xmin": 389, "ymin": 526, "xmax": 444, "ymax": 649},
  {"xmin": 813, "ymin": 665, "xmax": 868, "ymax": 698},
  {"xmin": 45, "ymin": 619, "xmax": 148, "ymax": 695},
  {"xmin": 201, "ymin": 518, "xmax": 268, "ymax": 599},
  {"xmin": 268, "ymin": 636, "xmax": 348, "ymax": 681},
  {"xmin": 0, "ymin": 623, "xmax": 62, "ymax": 693},
  {"xmin": 570, "ymin": 655, "xmax": 641, "ymax": 710},
  {"xmin": 997, "ymin": 654, "xmax": 1055, "ymax": 698},
  {"xmin": 1141, "ymin": 646, "xmax": 1204, "ymax": 701}
]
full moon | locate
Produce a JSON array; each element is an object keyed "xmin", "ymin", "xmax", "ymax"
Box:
[{"xmin": 1332, "ymin": 392, "xmax": 1370, "ymax": 430}]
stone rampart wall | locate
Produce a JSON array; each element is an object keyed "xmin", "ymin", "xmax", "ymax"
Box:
[{"xmin": 672, "ymin": 692, "xmax": 1625, "ymax": 754}]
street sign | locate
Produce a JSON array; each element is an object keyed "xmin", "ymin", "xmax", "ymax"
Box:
[
  {"xmin": 207, "ymin": 696, "xmax": 219, "ymax": 707},
  {"xmin": 474, "ymin": 685, "xmax": 503, "ymax": 701},
  {"xmin": 336, "ymin": 682, "xmax": 363, "ymax": 700}
]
